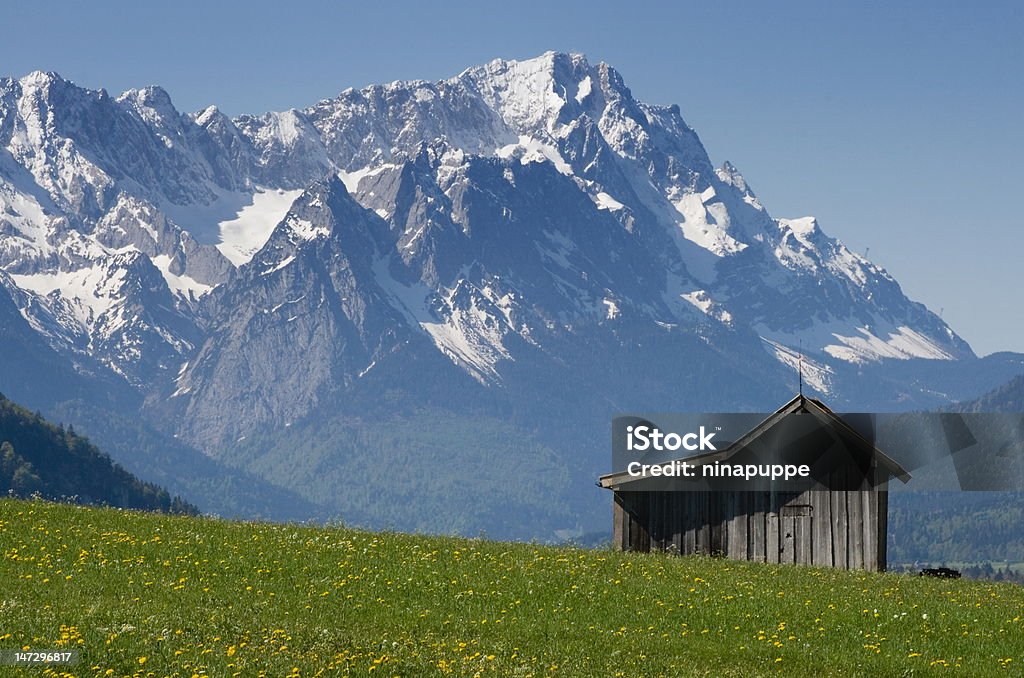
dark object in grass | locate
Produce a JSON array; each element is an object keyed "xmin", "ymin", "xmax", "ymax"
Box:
[{"xmin": 920, "ymin": 567, "xmax": 961, "ymax": 579}]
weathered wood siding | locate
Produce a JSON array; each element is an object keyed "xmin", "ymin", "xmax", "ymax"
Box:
[{"xmin": 612, "ymin": 489, "xmax": 887, "ymax": 571}]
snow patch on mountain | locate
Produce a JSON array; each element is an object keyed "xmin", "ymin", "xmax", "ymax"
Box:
[
  {"xmin": 261, "ymin": 254, "xmax": 295, "ymax": 276},
  {"xmin": 773, "ymin": 217, "xmax": 889, "ymax": 289},
  {"xmin": 602, "ymin": 297, "xmax": 620, "ymax": 320},
  {"xmin": 421, "ymin": 289, "xmax": 513, "ymax": 383},
  {"xmin": 825, "ymin": 324, "xmax": 956, "ymax": 363},
  {"xmin": 163, "ymin": 188, "xmax": 302, "ymax": 266},
  {"xmin": 761, "ymin": 318, "xmax": 957, "ymax": 365},
  {"xmin": 11, "ymin": 264, "xmax": 126, "ymax": 331},
  {"xmin": 337, "ymin": 165, "xmax": 396, "ymax": 195},
  {"xmin": 575, "ymin": 76, "xmax": 593, "ymax": 104},
  {"xmin": 496, "ymin": 136, "xmax": 573, "ymax": 176},
  {"xmin": 216, "ymin": 189, "xmax": 302, "ymax": 265},
  {"xmin": 151, "ymin": 254, "xmax": 212, "ymax": 298},
  {"xmin": 593, "ymin": 191, "xmax": 624, "ymax": 211},
  {"xmin": 0, "ymin": 179, "xmax": 53, "ymax": 260},
  {"xmin": 672, "ymin": 191, "xmax": 748, "ymax": 257},
  {"xmin": 465, "ymin": 51, "xmax": 573, "ymax": 136},
  {"xmin": 679, "ymin": 289, "xmax": 733, "ymax": 325},
  {"xmin": 286, "ymin": 215, "xmax": 330, "ymax": 242},
  {"xmin": 373, "ymin": 258, "xmax": 513, "ymax": 384}
]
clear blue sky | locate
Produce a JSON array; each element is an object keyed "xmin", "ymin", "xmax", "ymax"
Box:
[{"xmin": 3, "ymin": 0, "xmax": 1021, "ymax": 355}]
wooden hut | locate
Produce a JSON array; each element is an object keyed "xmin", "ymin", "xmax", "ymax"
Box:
[{"xmin": 598, "ymin": 394, "xmax": 910, "ymax": 571}]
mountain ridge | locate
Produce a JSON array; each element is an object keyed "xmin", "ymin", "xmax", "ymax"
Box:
[{"xmin": 2, "ymin": 53, "xmax": 1021, "ymax": 535}]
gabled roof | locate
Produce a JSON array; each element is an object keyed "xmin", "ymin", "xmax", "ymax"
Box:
[{"xmin": 598, "ymin": 394, "xmax": 911, "ymax": 490}]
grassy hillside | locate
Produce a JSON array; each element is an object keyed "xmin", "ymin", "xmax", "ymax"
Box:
[{"xmin": 1, "ymin": 499, "xmax": 1022, "ymax": 677}]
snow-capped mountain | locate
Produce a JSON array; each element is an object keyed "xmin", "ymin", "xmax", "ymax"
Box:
[{"xmin": 1, "ymin": 53, "xmax": 1019, "ymax": 535}]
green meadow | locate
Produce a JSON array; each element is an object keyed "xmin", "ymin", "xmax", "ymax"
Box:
[{"xmin": 1, "ymin": 498, "xmax": 1021, "ymax": 677}]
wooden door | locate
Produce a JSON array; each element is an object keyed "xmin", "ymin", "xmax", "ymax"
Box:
[{"xmin": 780, "ymin": 504, "xmax": 813, "ymax": 564}]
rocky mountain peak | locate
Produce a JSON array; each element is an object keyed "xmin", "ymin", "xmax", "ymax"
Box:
[{"xmin": 0, "ymin": 54, "xmax": 991, "ymax": 416}]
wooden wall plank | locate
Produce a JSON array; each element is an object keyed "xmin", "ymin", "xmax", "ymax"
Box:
[
  {"xmin": 651, "ymin": 493, "xmax": 667, "ymax": 553},
  {"xmin": 767, "ymin": 495, "xmax": 780, "ymax": 564},
  {"xmin": 684, "ymin": 492, "xmax": 697, "ymax": 556},
  {"xmin": 612, "ymin": 493, "xmax": 627, "ymax": 551},
  {"xmin": 877, "ymin": 490, "xmax": 888, "ymax": 572},
  {"xmin": 862, "ymin": 490, "xmax": 878, "ymax": 572},
  {"xmin": 664, "ymin": 492, "xmax": 674, "ymax": 552},
  {"xmin": 809, "ymin": 491, "xmax": 824, "ymax": 566},
  {"xmin": 751, "ymin": 492, "xmax": 766, "ymax": 563},
  {"xmin": 832, "ymin": 490, "xmax": 848, "ymax": 569},
  {"xmin": 848, "ymin": 491, "xmax": 864, "ymax": 570},
  {"xmin": 697, "ymin": 492, "xmax": 710, "ymax": 555},
  {"xmin": 670, "ymin": 493, "xmax": 682, "ymax": 555},
  {"xmin": 725, "ymin": 492, "xmax": 737, "ymax": 558},
  {"xmin": 710, "ymin": 494, "xmax": 724, "ymax": 556},
  {"xmin": 729, "ymin": 492, "xmax": 749, "ymax": 561},
  {"xmin": 795, "ymin": 514, "xmax": 812, "ymax": 565},
  {"xmin": 816, "ymin": 490, "xmax": 834, "ymax": 567},
  {"xmin": 641, "ymin": 494, "xmax": 652, "ymax": 552},
  {"xmin": 626, "ymin": 492, "xmax": 651, "ymax": 553},
  {"xmin": 781, "ymin": 515, "xmax": 795, "ymax": 564}
]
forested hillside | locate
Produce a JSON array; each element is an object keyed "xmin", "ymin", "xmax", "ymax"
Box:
[
  {"xmin": 889, "ymin": 375, "xmax": 1024, "ymax": 573},
  {"xmin": 955, "ymin": 373, "xmax": 1024, "ymax": 413},
  {"xmin": 0, "ymin": 393, "xmax": 195, "ymax": 513}
]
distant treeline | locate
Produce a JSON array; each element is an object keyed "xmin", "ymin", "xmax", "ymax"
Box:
[
  {"xmin": 890, "ymin": 562, "xmax": 1024, "ymax": 585},
  {"xmin": 889, "ymin": 492, "xmax": 1024, "ymax": 568}
]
